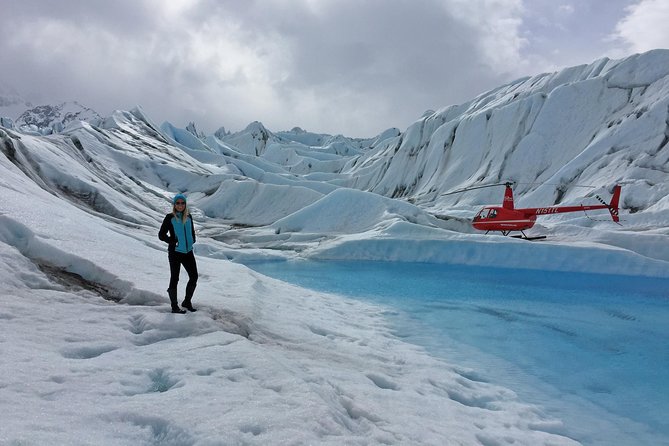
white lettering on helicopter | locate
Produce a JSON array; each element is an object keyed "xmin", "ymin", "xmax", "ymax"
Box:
[{"xmin": 535, "ymin": 208, "xmax": 559, "ymax": 214}]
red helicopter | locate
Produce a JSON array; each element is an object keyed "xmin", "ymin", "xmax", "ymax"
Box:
[{"xmin": 446, "ymin": 182, "xmax": 621, "ymax": 239}]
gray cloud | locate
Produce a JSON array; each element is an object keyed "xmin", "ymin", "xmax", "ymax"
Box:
[
  {"xmin": 610, "ymin": 0, "xmax": 669, "ymax": 54},
  {"xmin": 0, "ymin": 0, "xmax": 647, "ymax": 137}
]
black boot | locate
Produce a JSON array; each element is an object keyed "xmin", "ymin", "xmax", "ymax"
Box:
[
  {"xmin": 168, "ymin": 288, "xmax": 186, "ymax": 314},
  {"xmin": 181, "ymin": 300, "xmax": 197, "ymax": 312},
  {"xmin": 182, "ymin": 282, "xmax": 197, "ymax": 312}
]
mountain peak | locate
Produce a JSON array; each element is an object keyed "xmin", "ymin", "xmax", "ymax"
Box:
[
  {"xmin": 243, "ymin": 121, "xmax": 270, "ymax": 134},
  {"xmin": 15, "ymin": 101, "xmax": 101, "ymax": 131}
]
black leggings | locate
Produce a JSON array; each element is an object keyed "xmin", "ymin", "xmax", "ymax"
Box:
[{"xmin": 168, "ymin": 250, "xmax": 198, "ymax": 297}]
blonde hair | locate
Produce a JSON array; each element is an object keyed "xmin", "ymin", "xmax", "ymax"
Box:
[{"xmin": 172, "ymin": 204, "xmax": 189, "ymax": 223}]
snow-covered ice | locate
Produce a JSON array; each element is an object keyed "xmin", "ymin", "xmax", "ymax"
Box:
[
  {"xmin": 0, "ymin": 188, "xmax": 581, "ymax": 445},
  {"xmin": 1, "ymin": 49, "xmax": 669, "ymax": 445}
]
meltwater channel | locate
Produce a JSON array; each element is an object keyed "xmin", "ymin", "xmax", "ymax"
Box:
[{"xmin": 244, "ymin": 260, "xmax": 669, "ymax": 446}]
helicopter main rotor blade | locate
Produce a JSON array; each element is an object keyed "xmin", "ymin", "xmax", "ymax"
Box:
[
  {"xmin": 440, "ymin": 181, "xmax": 598, "ymax": 197},
  {"xmin": 440, "ymin": 182, "xmax": 513, "ymax": 196}
]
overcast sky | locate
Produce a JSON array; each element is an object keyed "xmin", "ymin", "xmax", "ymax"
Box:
[{"xmin": 2, "ymin": 0, "xmax": 669, "ymax": 137}]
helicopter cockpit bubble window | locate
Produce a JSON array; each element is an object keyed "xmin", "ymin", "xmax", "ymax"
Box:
[{"xmin": 476, "ymin": 208, "xmax": 497, "ymax": 220}]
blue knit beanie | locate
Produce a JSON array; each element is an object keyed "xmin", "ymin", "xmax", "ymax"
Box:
[{"xmin": 173, "ymin": 193, "xmax": 187, "ymax": 205}]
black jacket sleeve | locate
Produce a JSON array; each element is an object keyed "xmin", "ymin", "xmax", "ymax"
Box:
[{"xmin": 158, "ymin": 214, "xmax": 176, "ymax": 248}]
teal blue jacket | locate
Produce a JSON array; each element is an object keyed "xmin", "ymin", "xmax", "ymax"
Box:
[{"xmin": 158, "ymin": 213, "xmax": 196, "ymax": 253}]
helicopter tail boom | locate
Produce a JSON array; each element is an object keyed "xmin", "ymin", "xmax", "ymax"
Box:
[{"xmin": 522, "ymin": 185, "xmax": 622, "ymax": 222}]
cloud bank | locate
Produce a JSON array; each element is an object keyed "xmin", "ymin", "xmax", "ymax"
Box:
[{"xmin": 1, "ymin": 1, "xmax": 667, "ymax": 137}]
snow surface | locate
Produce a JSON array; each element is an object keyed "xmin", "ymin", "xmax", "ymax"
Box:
[
  {"xmin": 0, "ymin": 155, "xmax": 578, "ymax": 445},
  {"xmin": 1, "ymin": 49, "xmax": 668, "ymax": 445}
]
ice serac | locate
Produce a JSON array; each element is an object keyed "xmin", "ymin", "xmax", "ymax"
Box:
[
  {"xmin": 219, "ymin": 121, "xmax": 279, "ymax": 156},
  {"xmin": 346, "ymin": 50, "xmax": 669, "ymax": 215},
  {"xmin": 271, "ymin": 188, "xmax": 455, "ymax": 234}
]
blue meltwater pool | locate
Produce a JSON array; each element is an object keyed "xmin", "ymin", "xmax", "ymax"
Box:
[{"xmin": 244, "ymin": 260, "xmax": 669, "ymax": 446}]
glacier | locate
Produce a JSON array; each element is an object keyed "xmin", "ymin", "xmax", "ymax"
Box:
[{"xmin": 1, "ymin": 49, "xmax": 668, "ymax": 445}]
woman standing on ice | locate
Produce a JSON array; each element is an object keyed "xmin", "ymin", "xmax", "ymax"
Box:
[{"xmin": 158, "ymin": 193, "xmax": 198, "ymax": 314}]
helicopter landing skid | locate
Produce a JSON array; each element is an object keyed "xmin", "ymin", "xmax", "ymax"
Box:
[
  {"xmin": 510, "ymin": 231, "xmax": 547, "ymax": 241},
  {"xmin": 511, "ymin": 235, "xmax": 547, "ymax": 241},
  {"xmin": 486, "ymin": 230, "xmax": 547, "ymax": 240}
]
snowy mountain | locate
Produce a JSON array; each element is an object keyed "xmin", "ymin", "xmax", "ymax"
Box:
[
  {"xmin": 1, "ymin": 50, "xmax": 669, "ymax": 274},
  {"xmin": 13, "ymin": 101, "xmax": 102, "ymax": 133},
  {"xmin": 2, "ymin": 49, "xmax": 669, "ymax": 446}
]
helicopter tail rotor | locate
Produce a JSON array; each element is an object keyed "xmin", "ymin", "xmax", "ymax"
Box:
[
  {"xmin": 608, "ymin": 185, "xmax": 621, "ymax": 223},
  {"xmin": 595, "ymin": 185, "xmax": 621, "ymax": 223}
]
